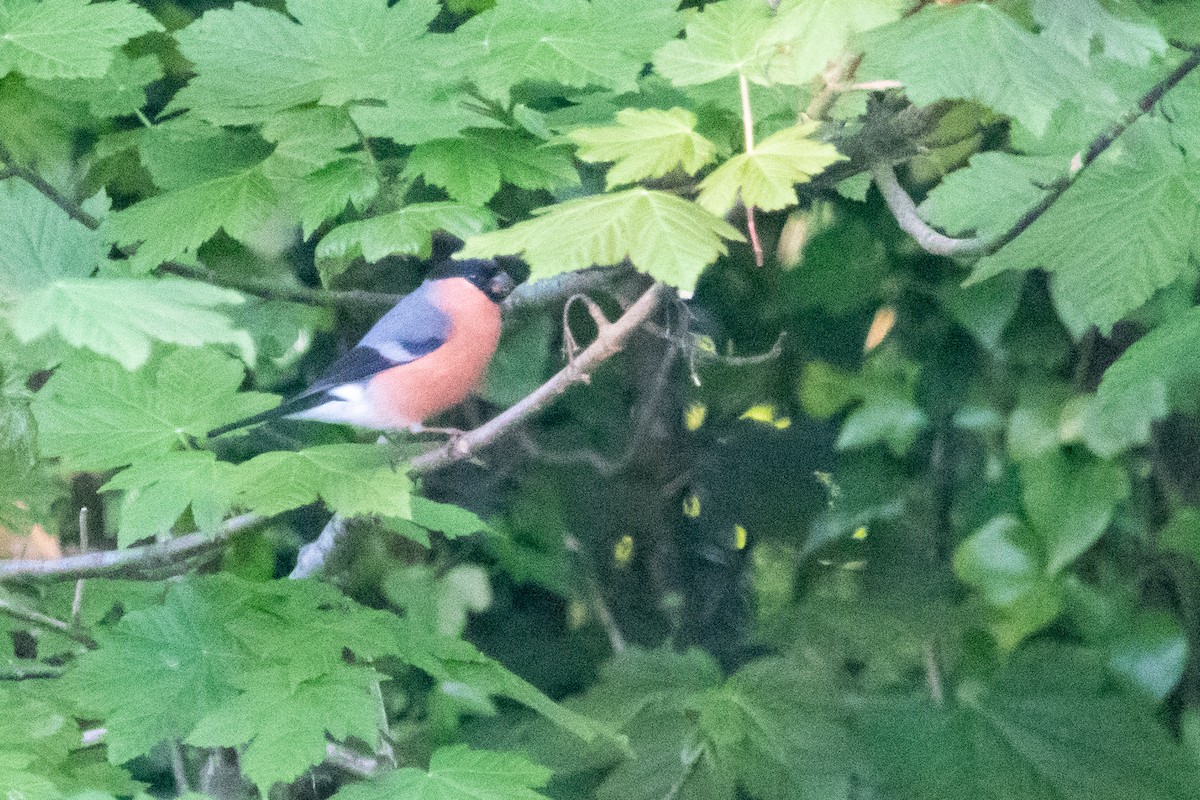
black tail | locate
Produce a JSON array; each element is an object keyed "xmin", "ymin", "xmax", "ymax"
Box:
[{"xmin": 206, "ymin": 392, "xmax": 329, "ymax": 437}]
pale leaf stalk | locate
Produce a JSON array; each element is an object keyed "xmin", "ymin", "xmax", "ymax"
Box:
[{"xmin": 737, "ymin": 72, "xmax": 764, "ymax": 266}]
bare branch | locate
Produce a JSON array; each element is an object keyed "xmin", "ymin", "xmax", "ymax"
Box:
[
  {"xmin": 0, "ymin": 141, "xmax": 100, "ymax": 228},
  {"xmin": 0, "ymin": 594, "xmax": 96, "ymax": 648},
  {"xmin": 989, "ymin": 45, "xmax": 1200, "ymax": 253},
  {"xmin": 871, "ymin": 160, "xmax": 989, "ymax": 257},
  {"xmin": 411, "ymin": 283, "xmax": 670, "ymax": 473},
  {"xmin": 0, "ymin": 514, "xmax": 262, "ymax": 581},
  {"xmin": 289, "ymin": 514, "xmax": 348, "ymax": 579}
]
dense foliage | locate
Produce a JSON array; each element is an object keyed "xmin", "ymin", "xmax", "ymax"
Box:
[{"xmin": 3, "ymin": 0, "xmax": 1200, "ymax": 798}]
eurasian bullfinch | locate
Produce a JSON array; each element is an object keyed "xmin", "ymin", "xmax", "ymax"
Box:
[{"xmin": 208, "ymin": 258, "xmax": 516, "ymax": 437}]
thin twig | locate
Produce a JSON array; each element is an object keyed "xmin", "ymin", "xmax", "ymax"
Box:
[
  {"xmin": 988, "ymin": 45, "xmax": 1200, "ymax": 253},
  {"xmin": 805, "ymin": 54, "xmax": 864, "ymax": 121},
  {"xmin": 0, "ymin": 595, "xmax": 96, "ymax": 648},
  {"xmin": 410, "ymin": 283, "xmax": 670, "ymax": 473},
  {"xmin": 70, "ymin": 507, "xmax": 89, "ymax": 626},
  {"xmin": 923, "ymin": 641, "xmax": 944, "ymax": 706},
  {"xmin": 171, "ymin": 739, "xmax": 191, "ymax": 793},
  {"xmin": 737, "ymin": 72, "xmax": 764, "ymax": 266},
  {"xmin": 0, "ymin": 141, "xmax": 100, "ymax": 228}
]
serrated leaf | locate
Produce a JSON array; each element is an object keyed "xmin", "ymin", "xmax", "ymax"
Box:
[
  {"xmin": 568, "ymin": 106, "xmax": 716, "ymax": 189},
  {"xmin": 653, "ymin": 0, "xmax": 774, "ymax": 86},
  {"xmin": 234, "ymin": 443, "xmax": 413, "ymax": 518},
  {"xmin": 1021, "ymin": 450, "xmax": 1129, "ymax": 574},
  {"xmin": 31, "ymin": 348, "xmax": 278, "ymax": 471},
  {"xmin": 12, "ymin": 277, "xmax": 254, "ymax": 369},
  {"xmin": 404, "ymin": 129, "xmax": 579, "ymax": 206},
  {"xmin": 697, "ymin": 122, "xmax": 845, "ymax": 214},
  {"xmin": 136, "ymin": 118, "xmax": 274, "ymax": 191},
  {"xmin": 968, "ymin": 121, "xmax": 1200, "ymax": 334},
  {"xmin": 101, "ymin": 451, "xmax": 240, "ymax": 548},
  {"xmin": 1080, "ymin": 306, "xmax": 1200, "ymax": 457},
  {"xmin": 919, "ymin": 153, "xmax": 1059, "ymax": 240},
  {"xmin": 0, "ymin": 0, "xmax": 162, "ymax": 80},
  {"xmin": 331, "ymin": 745, "xmax": 552, "ymax": 800},
  {"xmin": 859, "ymin": 3, "xmax": 1111, "ymax": 136},
  {"xmin": 0, "ymin": 178, "xmax": 102, "ymax": 301},
  {"xmin": 169, "ymin": 0, "xmax": 443, "ymax": 125},
  {"xmin": 756, "ymin": 0, "xmax": 905, "ymax": 86},
  {"xmin": 107, "ymin": 167, "xmax": 278, "ymax": 272},
  {"xmin": 188, "ymin": 667, "xmax": 384, "ymax": 795},
  {"xmin": 1032, "ymin": 0, "xmax": 1167, "ymax": 66},
  {"xmin": 68, "ymin": 581, "xmax": 250, "ymax": 763},
  {"xmin": 449, "ymin": 0, "xmax": 682, "ymax": 98},
  {"xmin": 460, "ymin": 189, "xmax": 744, "ymax": 292},
  {"xmin": 268, "ymin": 157, "xmax": 380, "ymax": 241},
  {"xmin": 316, "ymin": 202, "xmax": 495, "ymax": 283},
  {"xmin": 411, "ymin": 496, "xmax": 490, "ymax": 539},
  {"xmin": 26, "ymin": 51, "xmax": 161, "ymax": 118},
  {"xmin": 860, "ymin": 645, "xmax": 1200, "ymax": 800}
]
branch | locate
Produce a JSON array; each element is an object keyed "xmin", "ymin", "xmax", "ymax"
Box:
[
  {"xmin": 870, "ymin": 160, "xmax": 988, "ymax": 257},
  {"xmin": 0, "ymin": 595, "xmax": 96, "ymax": 647},
  {"xmin": 0, "ymin": 514, "xmax": 262, "ymax": 581},
  {"xmin": 875, "ymin": 45, "xmax": 1200, "ymax": 260},
  {"xmin": 1, "ymin": 285, "xmax": 669, "ymax": 582},
  {"xmin": 410, "ymin": 282, "xmax": 670, "ymax": 473},
  {"xmin": 989, "ymin": 45, "xmax": 1200, "ymax": 253},
  {"xmin": 0, "ymin": 141, "xmax": 100, "ymax": 228}
]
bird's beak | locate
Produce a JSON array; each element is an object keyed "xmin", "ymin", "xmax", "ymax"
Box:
[{"xmin": 488, "ymin": 271, "xmax": 517, "ymax": 301}]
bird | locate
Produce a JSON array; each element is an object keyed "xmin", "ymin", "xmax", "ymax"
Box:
[{"xmin": 208, "ymin": 257, "xmax": 517, "ymax": 438}]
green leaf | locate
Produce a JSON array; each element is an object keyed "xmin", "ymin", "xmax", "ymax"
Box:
[
  {"xmin": 27, "ymin": 51, "xmax": 162, "ymax": 118},
  {"xmin": 449, "ymin": 0, "xmax": 683, "ymax": 98},
  {"xmin": 1031, "ymin": 0, "xmax": 1167, "ymax": 66},
  {"xmin": 316, "ymin": 202, "xmax": 495, "ymax": 283},
  {"xmin": 12, "ymin": 277, "xmax": 255, "ymax": 370},
  {"xmin": 459, "ymin": 189, "xmax": 744, "ymax": 293},
  {"xmin": 1021, "ymin": 450, "xmax": 1129, "ymax": 574},
  {"xmin": 1107, "ymin": 612, "xmax": 1188, "ymax": 700},
  {"xmin": 136, "ymin": 118, "xmax": 274, "ymax": 191},
  {"xmin": 653, "ymin": 0, "xmax": 774, "ymax": 86},
  {"xmin": 107, "ymin": 167, "xmax": 279, "ymax": 272},
  {"xmin": 954, "ymin": 515, "xmax": 1064, "ymax": 648},
  {"xmin": 169, "ymin": 0, "xmax": 443, "ymax": 125},
  {"xmin": 0, "ymin": 0, "xmax": 162, "ymax": 80},
  {"xmin": 330, "ymin": 745, "xmax": 552, "ymax": 800},
  {"xmin": 0, "ymin": 178, "xmax": 102, "ymax": 301},
  {"xmin": 31, "ymin": 348, "xmax": 278, "ymax": 471},
  {"xmin": 568, "ymin": 107, "xmax": 716, "ymax": 189},
  {"xmin": 68, "ymin": 581, "xmax": 250, "ymax": 763},
  {"xmin": 697, "ymin": 122, "xmax": 845, "ymax": 214},
  {"xmin": 968, "ymin": 120, "xmax": 1200, "ymax": 334},
  {"xmin": 1079, "ymin": 306, "xmax": 1200, "ymax": 456},
  {"xmin": 404, "ymin": 129, "xmax": 579, "ymax": 206},
  {"xmin": 859, "ymin": 3, "xmax": 1111, "ymax": 136},
  {"xmin": 755, "ymin": 0, "xmax": 905, "ymax": 86},
  {"xmin": 188, "ymin": 666, "xmax": 384, "ymax": 795},
  {"xmin": 836, "ymin": 396, "xmax": 927, "ymax": 456},
  {"xmin": 234, "ymin": 443, "xmax": 414, "ymax": 518},
  {"xmin": 919, "ymin": 153, "xmax": 1058, "ymax": 240},
  {"xmin": 411, "ymin": 496, "xmax": 490, "ymax": 539},
  {"xmin": 700, "ymin": 658, "xmax": 855, "ymax": 800},
  {"xmin": 101, "ymin": 451, "xmax": 240, "ymax": 548},
  {"xmin": 860, "ymin": 645, "xmax": 1199, "ymax": 800}
]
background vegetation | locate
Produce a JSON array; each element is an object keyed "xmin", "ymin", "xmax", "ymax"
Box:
[{"xmin": 3, "ymin": 0, "xmax": 1200, "ymax": 797}]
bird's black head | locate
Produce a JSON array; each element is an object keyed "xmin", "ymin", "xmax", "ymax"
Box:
[{"xmin": 430, "ymin": 256, "xmax": 517, "ymax": 303}]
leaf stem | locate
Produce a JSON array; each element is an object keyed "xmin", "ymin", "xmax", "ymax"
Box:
[
  {"xmin": 737, "ymin": 72, "xmax": 764, "ymax": 266},
  {"xmin": 0, "ymin": 595, "xmax": 96, "ymax": 648}
]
